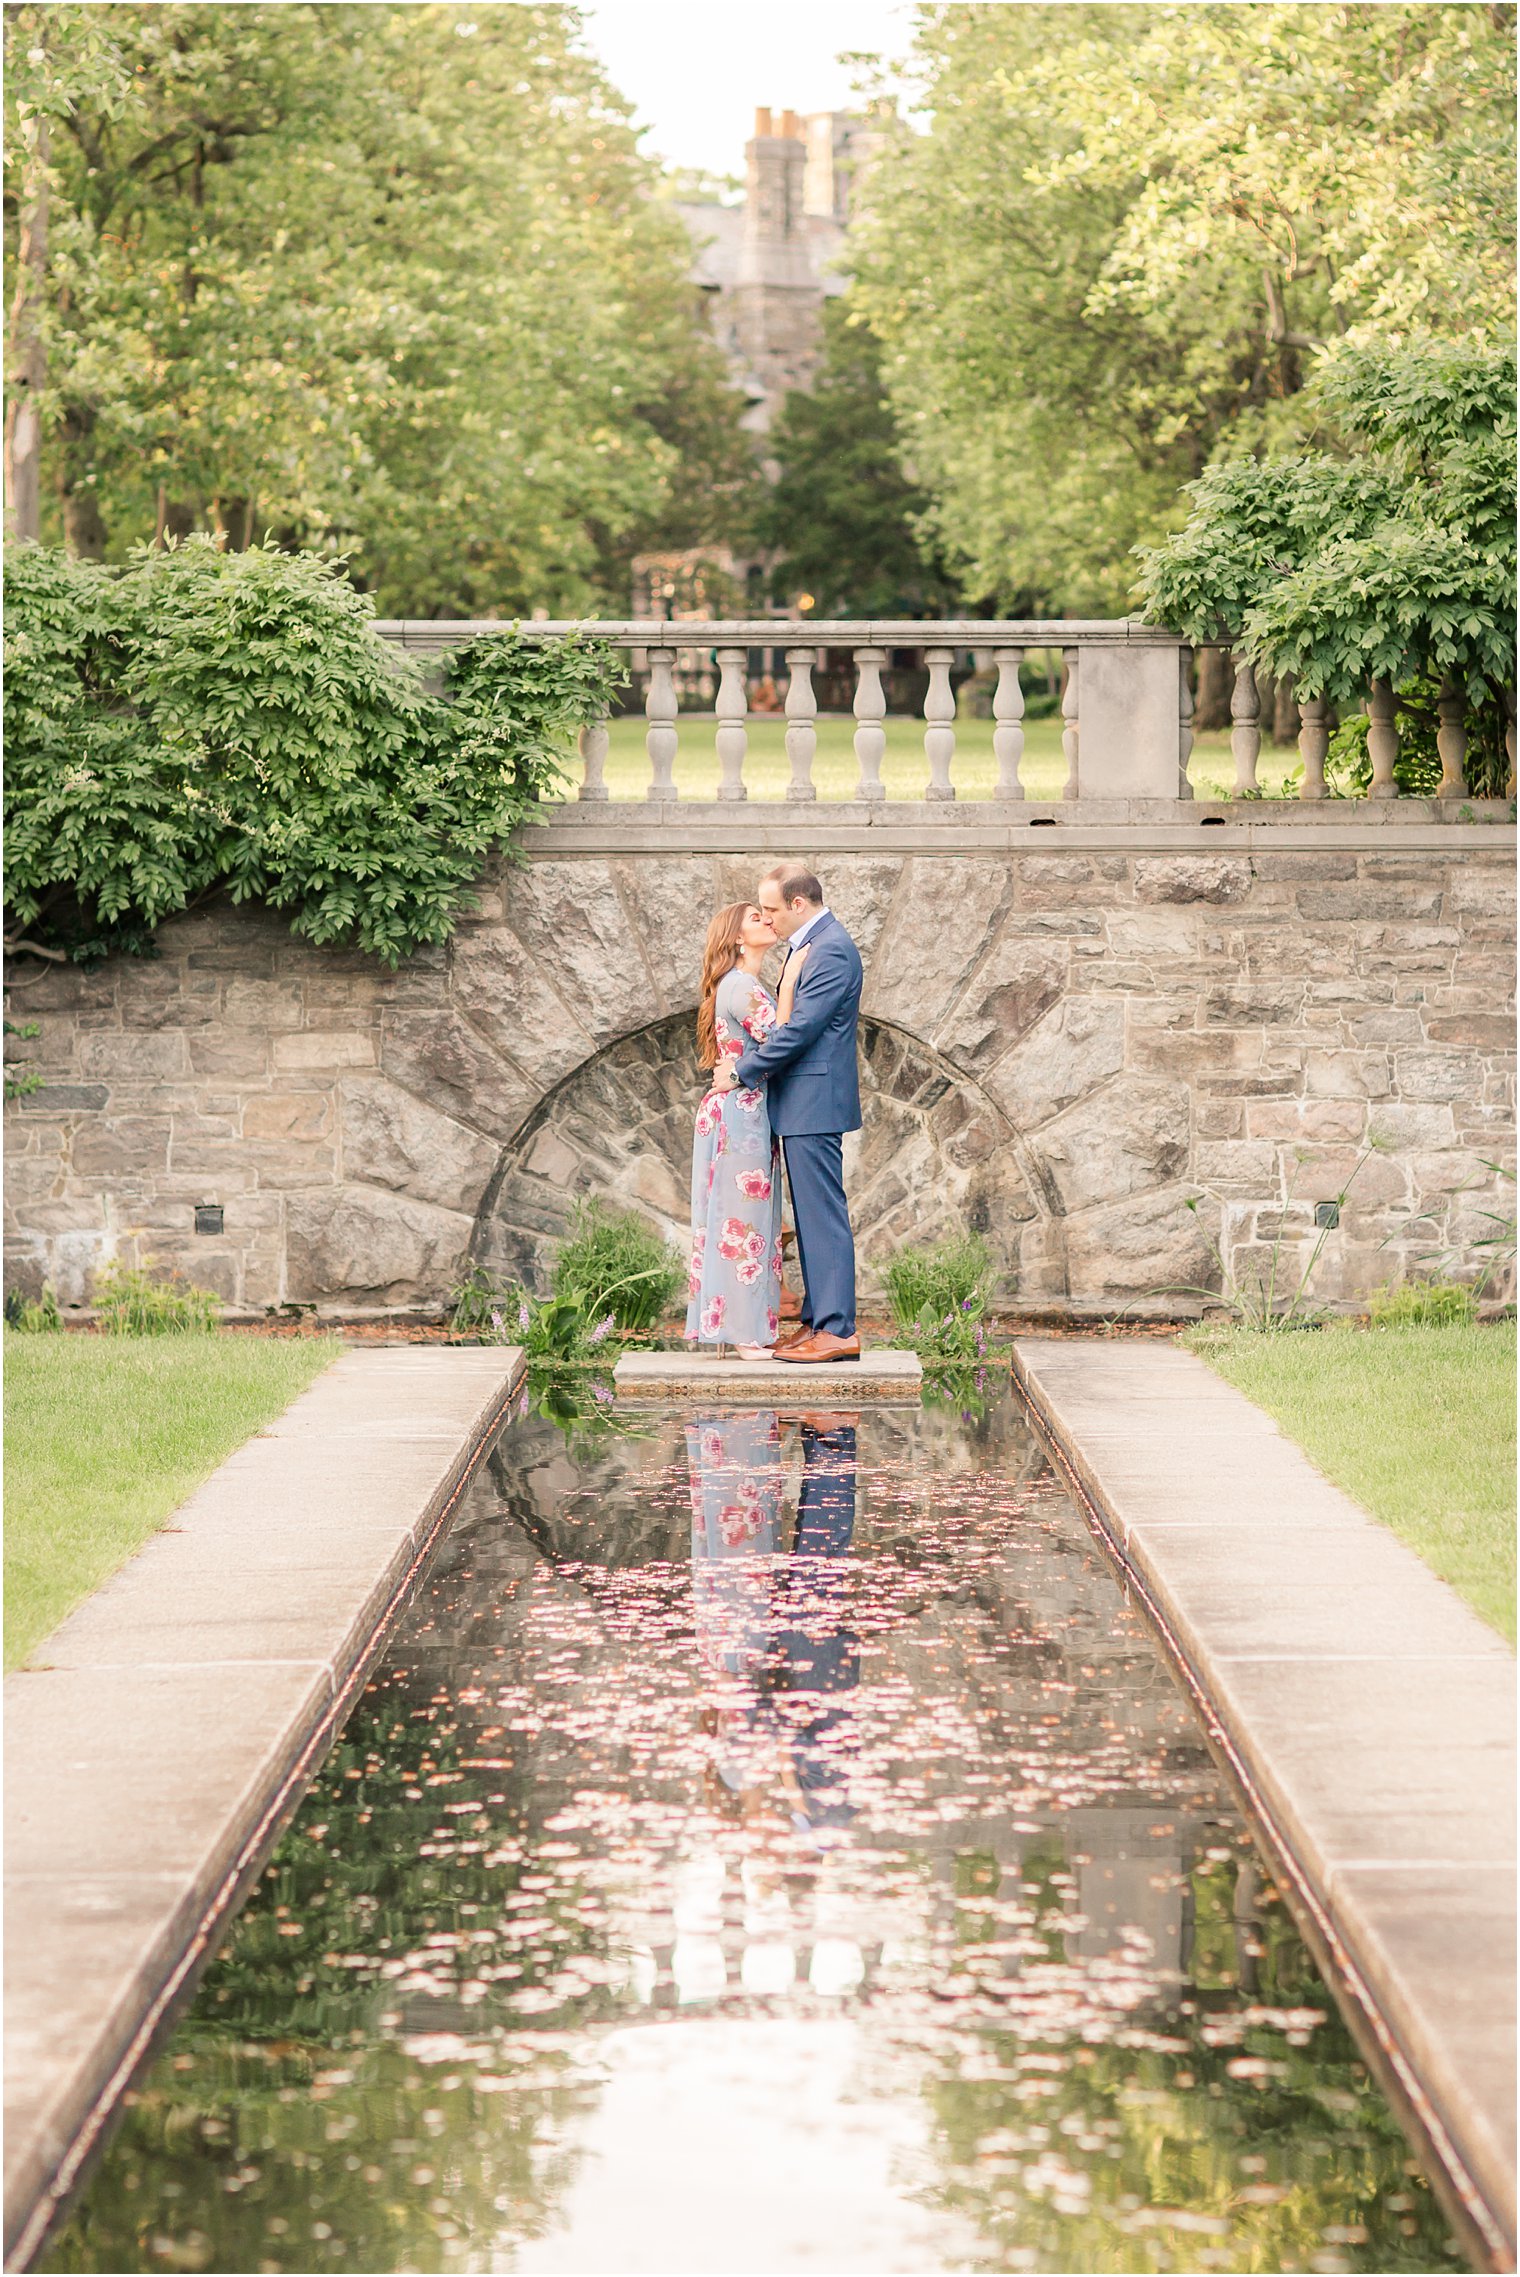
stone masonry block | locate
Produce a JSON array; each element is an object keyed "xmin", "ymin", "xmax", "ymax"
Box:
[
  {"xmin": 339, "ymin": 1077, "xmax": 499, "ymax": 1215},
  {"xmin": 380, "ymin": 1013, "xmax": 535, "ymax": 1142},
  {"xmin": 271, "ymin": 1032, "xmax": 376, "ymax": 1072},
  {"xmin": 1425, "ymin": 1015, "xmax": 1517, "ymax": 1053},
  {"xmin": 865, "ymin": 858, "xmax": 1013, "ymax": 1034},
  {"xmin": 1036, "ymin": 1079, "xmax": 1190, "ymax": 1216},
  {"xmin": 1304, "ymin": 1051, "xmax": 1391, "ymax": 1100},
  {"xmin": 1393, "ymin": 1050, "xmax": 1488, "ymax": 1104},
  {"xmin": 1134, "ymin": 856, "xmax": 1252, "ymax": 905},
  {"xmin": 223, "ymin": 980, "xmax": 304, "ymax": 1031},
  {"xmin": 70, "ymin": 1119, "xmax": 171, "ymax": 1176},
  {"xmin": 240, "ymin": 1092, "xmax": 333, "ymax": 1141},
  {"xmin": 76, "ymin": 1033, "xmax": 187, "ymax": 1080},
  {"xmin": 932, "ymin": 938, "xmax": 1066, "ymax": 1072},
  {"xmin": 187, "ymin": 1031, "xmax": 272, "ymax": 1078},
  {"xmin": 448, "ymin": 928, "xmax": 592, "ymax": 1092},
  {"xmin": 984, "ymin": 997, "xmax": 1125, "ymax": 1131},
  {"xmin": 285, "ymin": 1185, "xmax": 473, "ymax": 1305}
]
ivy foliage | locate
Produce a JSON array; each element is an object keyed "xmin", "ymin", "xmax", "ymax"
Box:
[
  {"xmin": 4, "ymin": 540, "xmax": 623, "ymax": 965},
  {"xmin": 1137, "ymin": 340, "xmax": 1516, "ymax": 791}
]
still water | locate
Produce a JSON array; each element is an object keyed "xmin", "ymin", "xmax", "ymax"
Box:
[{"xmin": 47, "ymin": 1389, "xmax": 1464, "ymax": 2275}]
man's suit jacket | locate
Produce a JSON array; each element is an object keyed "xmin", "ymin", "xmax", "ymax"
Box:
[{"xmin": 734, "ymin": 912, "xmax": 863, "ymax": 1137}]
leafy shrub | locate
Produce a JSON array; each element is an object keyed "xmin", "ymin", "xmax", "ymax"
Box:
[
  {"xmin": 4, "ymin": 1285, "xmax": 61, "ymax": 1333},
  {"xmin": 4, "ymin": 541, "xmax": 624, "ymax": 967},
  {"xmin": 491, "ymin": 1287, "xmax": 615, "ymax": 1364},
  {"xmin": 1367, "ymin": 1280, "xmax": 1478, "ymax": 1328},
  {"xmin": 1325, "ymin": 673, "xmax": 1510, "ymax": 801},
  {"xmin": 92, "ymin": 1260, "xmax": 220, "ymax": 1334},
  {"xmin": 884, "ymin": 1234, "xmax": 992, "ymax": 1329},
  {"xmin": 448, "ymin": 1264, "xmax": 514, "ymax": 1336},
  {"xmin": 884, "ymin": 1235, "xmax": 1000, "ymax": 1359},
  {"xmin": 552, "ymin": 1201, "xmax": 683, "ymax": 1333}
]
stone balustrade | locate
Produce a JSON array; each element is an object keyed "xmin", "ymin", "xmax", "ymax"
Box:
[{"xmin": 375, "ymin": 619, "xmax": 1517, "ymax": 810}]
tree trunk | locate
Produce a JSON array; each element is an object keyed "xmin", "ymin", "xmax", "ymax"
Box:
[
  {"xmin": 55, "ymin": 402, "xmax": 107, "ymax": 558},
  {"xmin": 62, "ymin": 484, "xmax": 107, "ymax": 559},
  {"xmin": 153, "ymin": 483, "xmax": 197, "ymax": 547},
  {"xmin": 4, "ymin": 108, "xmax": 50, "ymax": 542},
  {"xmin": 1193, "ymin": 645, "xmax": 1231, "ymax": 733},
  {"xmin": 1254, "ymin": 671, "xmax": 1299, "ymax": 747}
]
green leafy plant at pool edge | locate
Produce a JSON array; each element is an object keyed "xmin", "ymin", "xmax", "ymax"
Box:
[
  {"xmin": 92, "ymin": 1259, "xmax": 220, "ymax": 1335},
  {"xmin": 551, "ymin": 1201, "xmax": 683, "ymax": 1334},
  {"xmin": 884, "ymin": 1234, "xmax": 1003, "ymax": 1361}
]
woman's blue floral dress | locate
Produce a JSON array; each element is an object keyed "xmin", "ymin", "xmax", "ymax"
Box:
[{"xmin": 685, "ymin": 968, "xmax": 784, "ymax": 1347}]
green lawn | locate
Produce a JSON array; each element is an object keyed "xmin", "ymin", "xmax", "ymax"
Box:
[
  {"xmin": 1185, "ymin": 1322, "xmax": 1517, "ymax": 1642},
  {"xmin": 4, "ymin": 1332, "xmax": 340, "ymax": 1670},
  {"xmin": 569, "ymin": 714, "xmax": 1303, "ymax": 803}
]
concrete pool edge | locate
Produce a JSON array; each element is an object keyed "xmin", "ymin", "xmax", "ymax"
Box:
[
  {"xmin": 1012, "ymin": 1335, "xmax": 1517, "ymax": 2274},
  {"xmin": 3, "ymin": 1344, "xmax": 526, "ymax": 2273}
]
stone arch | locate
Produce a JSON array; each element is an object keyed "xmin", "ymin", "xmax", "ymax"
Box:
[{"xmin": 469, "ymin": 1009, "xmax": 1049, "ymax": 1300}]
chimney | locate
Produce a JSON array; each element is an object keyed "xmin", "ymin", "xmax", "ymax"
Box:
[
  {"xmin": 779, "ymin": 109, "xmax": 801, "ymax": 139},
  {"xmin": 754, "ymin": 106, "xmax": 773, "ymax": 139}
]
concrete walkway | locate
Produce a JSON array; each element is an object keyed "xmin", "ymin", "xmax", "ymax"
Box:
[
  {"xmin": 4, "ymin": 1344, "xmax": 524, "ymax": 2272},
  {"xmin": 1013, "ymin": 1336, "xmax": 1516, "ymax": 2269}
]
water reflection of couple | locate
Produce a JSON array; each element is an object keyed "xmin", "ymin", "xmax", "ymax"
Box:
[{"xmin": 687, "ymin": 1409, "xmax": 859, "ymax": 1841}]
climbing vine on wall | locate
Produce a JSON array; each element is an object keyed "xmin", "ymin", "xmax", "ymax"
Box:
[{"xmin": 3, "ymin": 542, "xmax": 624, "ymax": 966}]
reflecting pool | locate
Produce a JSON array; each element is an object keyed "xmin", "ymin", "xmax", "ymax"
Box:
[{"xmin": 46, "ymin": 1390, "xmax": 1466, "ymax": 2274}]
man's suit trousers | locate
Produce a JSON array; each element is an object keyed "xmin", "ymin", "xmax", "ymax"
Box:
[{"xmin": 783, "ymin": 1132, "xmax": 856, "ymax": 1338}]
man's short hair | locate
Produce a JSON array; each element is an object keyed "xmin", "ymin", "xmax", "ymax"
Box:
[{"xmin": 763, "ymin": 863, "xmax": 823, "ymax": 907}]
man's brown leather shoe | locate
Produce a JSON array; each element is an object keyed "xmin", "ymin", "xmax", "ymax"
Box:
[
  {"xmin": 774, "ymin": 1320, "xmax": 813, "ymax": 1349},
  {"xmin": 776, "ymin": 1330, "xmax": 861, "ymax": 1365}
]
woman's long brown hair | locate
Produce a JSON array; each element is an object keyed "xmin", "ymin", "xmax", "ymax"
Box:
[{"xmin": 696, "ymin": 902, "xmax": 752, "ymax": 1069}]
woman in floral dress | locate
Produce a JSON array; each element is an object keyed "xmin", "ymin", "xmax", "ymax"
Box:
[{"xmin": 686, "ymin": 901, "xmax": 798, "ymax": 1357}]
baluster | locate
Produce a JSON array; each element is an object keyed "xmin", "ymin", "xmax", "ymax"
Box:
[
  {"xmin": 923, "ymin": 646, "xmax": 956, "ymax": 801},
  {"xmin": 577, "ymin": 711, "xmax": 609, "ymax": 802},
  {"xmin": 1436, "ymin": 676, "xmax": 1468, "ymax": 799},
  {"xmin": 992, "ymin": 647, "xmax": 1025, "ymax": 800},
  {"xmin": 1061, "ymin": 647, "xmax": 1080, "ymax": 800},
  {"xmin": 784, "ymin": 646, "xmax": 817, "ymax": 802},
  {"xmin": 852, "ymin": 646, "xmax": 887, "ymax": 803},
  {"xmin": 1296, "ymin": 694, "xmax": 1328, "ymax": 801},
  {"xmin": 644, "ymin": 646, "xmax": 679, "ymax": 803},
  {"xmin": 1178, "ymin": 645, "xmax": 1195, "ymax": 797},
  {"xmin": 1230, "ymin": 654, "xmax": 1260, "ymax": 796},
  {"xmin": 1367, "ymin": 679, "xmax": 1400, "ymax": 800},
  {"xmin": 714, "ymin": 648, "xmax": 748, "ymax": 803}
]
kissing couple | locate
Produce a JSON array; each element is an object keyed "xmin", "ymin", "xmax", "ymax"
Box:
[{"xmin": 685, "ymin": 863, "xmax": 863, "ymax": 1365}]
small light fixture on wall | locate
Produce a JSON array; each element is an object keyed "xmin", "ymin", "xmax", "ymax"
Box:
[{"xmin": 194, "ymin": 1204, "xmax": 224, "ymax": 1236}]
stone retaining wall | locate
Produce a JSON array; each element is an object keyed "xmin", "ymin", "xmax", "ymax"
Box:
[{"xmin": 5, "ymin": 843, "xmax": 1514, "ymax": 1317}]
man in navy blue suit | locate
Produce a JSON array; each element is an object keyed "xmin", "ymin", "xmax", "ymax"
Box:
[{"xmin": 722, "ymin": 864, "xmax": 864, "ymax": 1363}]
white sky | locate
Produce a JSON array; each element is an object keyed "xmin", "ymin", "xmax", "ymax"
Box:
[{"xmin": 576, "ymin": 1, "xmax": 917, "ymax": 180}]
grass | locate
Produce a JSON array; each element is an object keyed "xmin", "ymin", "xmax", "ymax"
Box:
[
  {"xmin": 4, "ymin": 1331, "xmax": 340, "ymax": 1670},
  {"xmin": 1185, "ymin": 1321, "xmax": 1517, "ymax": 1642},
  {"xmin": 564, "ymin": 714, "xmax": 1304, "ymax": 803}
]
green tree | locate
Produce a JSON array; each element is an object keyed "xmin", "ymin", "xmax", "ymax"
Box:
[
  {"xmin": 2, "ymin": 4, "xmax": 752, "ymax": 611},
  {"xmin": 1139, "ymin": 339, "xmax": 1516, "ymax": 795},
  {"xmin": 757, "ymin": 299, "xmax": 955, "ymax": 614},
  {"xmin": 849, "ymin": 4, "xmax": 1516, "ymax": 612}
]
